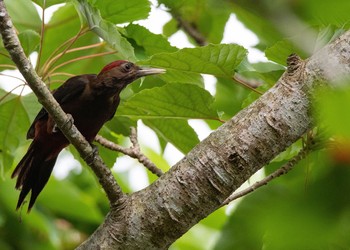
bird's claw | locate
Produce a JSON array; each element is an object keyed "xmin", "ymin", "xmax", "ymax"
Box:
[
  {"xmin": 84, "ymin": 144, "xmax": 99, "ymax": 165},
  {"xmin": 63, "ymin": 113, "xmax": 74, "ymax": 130},
  {"xmin": 52, "ymin": 113, "xmax": 74, "ymax": 133}
]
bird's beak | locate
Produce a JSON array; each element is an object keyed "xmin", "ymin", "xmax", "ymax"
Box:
[{"xmin": 137, "ymin": 67, "xmax": 166, "ymax": 77}]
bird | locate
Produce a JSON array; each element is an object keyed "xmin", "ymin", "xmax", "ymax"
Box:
[{"xmin": 11, "ymin": 60, "xmax": 165, "ymax": 212}]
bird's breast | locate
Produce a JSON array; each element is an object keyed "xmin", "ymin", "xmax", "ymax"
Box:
[{"xmin": 61, "ymin": 96, "xmax": 119, "ymax": 142}]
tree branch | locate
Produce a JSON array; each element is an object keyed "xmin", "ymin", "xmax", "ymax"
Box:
[
  {"xmin": 78, "ymin": 30, "xmax": 350, "ymax": 249},
  {"xmin": 221, "ymin": 129, "xmax": 318, "ymax": 206},
  {"xmin": 0, "ymin": 0, "xmax": 124, "ymax": 208},
  {"xmin": 172, "ymin": 14, "xmax": 262, "ymax": 92},
  {"xmin": 95, "ymin": 127, "xmax": 164, "ymax": 177},
  {"xmin": 173, "ymin": 15, "xmax": 208, "ymax": 46}
]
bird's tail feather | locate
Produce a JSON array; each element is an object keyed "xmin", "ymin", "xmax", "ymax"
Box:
[{"xmin": 12, "ymin": 142, "xmax": 58, "ymax": 211}]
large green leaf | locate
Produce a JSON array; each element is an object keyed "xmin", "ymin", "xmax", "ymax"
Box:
[
  {"xmin": 39, "ymin": 3, "xmax": 98, "ymax": 69},
  {"xmin": 158, "ymin": 69, "xmax": 204, "ymax": 87},
  {"xmin": 197, "ymin": 1, "xmax": 231, "ymax": 44},
  {"xmin": 0, "ymin": 95, "xmax": 30, "ymax": 174},
  {"xmin": 88, "ymin": 0, "xmax": 151, "ymax": 24},
  {"xmin": 265, "ymin": 39, "xmax": 307, "ymax": 66},
  {"xmin": 140, "ymin": 44, "xmax": 247, "ymax": 77},
  {"xmin": 18, "ymin": 30, "xmax": 40, "ymax": 57},
  {"xmin": 125, "ymin": 24, "xmax": 177, "ymax": 56},
  {"xmin": 293, "ymin": 0, "xmax": 350, "ymax": 28},
  {"xmin": 39, "ymin": 178, "xmax": 103, "ymax": 223},
  {"xmin": 144, "ymin": 119, "xmax": 199, "ymax": 154},
  {"xmin": 118, "ymin": 83, "xmax": 218, "ymax": 120},
  {"xmin": 5, "ymin": 0, "xmax": 41, "ymax": 32},
  {"xmin": 32, "ymin": 0, "xmax": 67, "ymax": 8},
  {"xmin": 75, "ymin": 0, "xmax": 135, "ymax": 60},
  {"xmin": 214, "ymin": 77, "xmax": 251, "ymax": 119},
  {"xmin": 315, "ymin": 87, "xmax": 350, "ymax": 138}
]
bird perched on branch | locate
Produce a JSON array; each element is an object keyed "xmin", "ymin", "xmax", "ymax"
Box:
[{"xmin": 12, "ymin": 60, "xmax": 165, "ymax": 212}]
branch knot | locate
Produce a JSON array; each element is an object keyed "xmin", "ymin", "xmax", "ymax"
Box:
[{"xmin": 287, "ymin": 53, "xmax": 303, "ymax": 76}]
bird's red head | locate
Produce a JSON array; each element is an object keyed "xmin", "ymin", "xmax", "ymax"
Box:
[{"xmin": 99, "ymin": 60, "xmax": 128, "ymax": 74}]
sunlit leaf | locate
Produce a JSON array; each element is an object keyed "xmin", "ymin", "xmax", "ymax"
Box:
[
  {"xmin": 144, "ymin": 119, "xmax": 198, "ymax": 154},
  {"xmin": 18, "ymin": 30, "xmax": 40, "ymax": 57},
  {"xmin": 88, "ymin": 0, "xmax": 151, "ymax": 24},
  {"xmin": 118, "ymin": 83, "xmax": 218, "ymax": 120},
  {"xmin": 0, "ymin": 96, "xmax": 30, "ymax": 173},
  {"xmin": 74, "ymin": 0, "xmax": 136, "ymax": 60},
  {"xmin": 39, "ymin": 178, "xmax": 104, "ymax": 223},
  {"xmin": 140, "ymin": 44, "xmax": 247, "ymax": 77},
  {"xmin": 32, "ymin": 0, "xmax": 66, "ymax": 8},
  {"xmin": 125, "ymin": 24, "xmax": 177, "ymax": 56},
  {"xmin": 5, "ymin": 0, "xmax": 41, "ymax": 32},
  {"xmin": 265, "ymin": 40, "xmax": 297, "ymax": 66}
]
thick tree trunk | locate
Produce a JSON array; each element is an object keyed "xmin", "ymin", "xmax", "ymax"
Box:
[{"xmin": 77, "ymin": 30, "xmax": 350, "ymax": 250}]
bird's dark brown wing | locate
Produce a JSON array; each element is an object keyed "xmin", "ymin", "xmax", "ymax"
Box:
[{"xmin": 26, "ymin": 74, "xmax": 97, "ymax": 139}]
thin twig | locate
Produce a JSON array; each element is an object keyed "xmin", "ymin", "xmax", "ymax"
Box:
[
  {"xmin": 35, "ymin": 1, "xmax": 46, "ymax": 71},
  {"xmin": 45, "ymin": 50, "xmax": 117, "ymax": 79},
  {"xmin": 40, "ymin": 27, "xmax": 88, "ymax": 76},
  {"xmin": 0, "ymin": 64, "xmax": 16, "ymax": 69},
  {"xmin": 0, "ymin": 72, "xmax": 27, "ymax": 83},
  {"xmin": 49, "ymin": 72, "xmax": 75, "ymax": 78},
  {"xmin": 95, "ymin": 127, "xmax": 164, "ymax": 177},
  {"xmin": 173, "ymin": 14, "xmax": 262, "ymax": 93},
  {"xmin": 174, "ymin": 15, "xmax": 207, "ymax": 46},
  {"xmin": 232, "ymin": 74, "xmax": 263, "ymax": 95},
  {"xmin": 221, "ymin": 135, "xmax": 315, "ymax": 206},
  {"xmin": 0, "ymin": 83, "xmax": 26, "ymax": 103},
  {"xmin": 45, "ymin": 42, "xmax": 105, "ymax": 72}
]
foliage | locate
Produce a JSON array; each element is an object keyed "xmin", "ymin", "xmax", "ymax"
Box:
[{"xmin": 0, "ymin": 0, "xmax": 350, "ymax": 249}]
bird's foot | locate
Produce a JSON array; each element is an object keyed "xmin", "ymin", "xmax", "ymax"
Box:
[
  {"xmin": 84, "ymin": 144, "xmax": 99, "ymax": 165},
  {"xmin": 52, "ymin": 113, "xmax": 74, "ymax": 133},
  {"xmin": 63, "ymin": 113, "xmax": 74, "ymax": 130}
]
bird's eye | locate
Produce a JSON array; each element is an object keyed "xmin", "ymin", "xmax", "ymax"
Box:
[{"xmin": 123, "ymin": 62, "xmax": 133, "ymax": 72}]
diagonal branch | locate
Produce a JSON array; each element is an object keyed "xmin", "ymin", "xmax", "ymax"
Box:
[
  {"xmin": 0, "ymin": 1, "xmax": 124, "ymax": 208},
  {"xmin": 95, "ymin": 127, "xmax": 164, "ymax": 177},
  {"xmin": 221, "ymin": 130, "xmax": 318, "ymax": 206}
]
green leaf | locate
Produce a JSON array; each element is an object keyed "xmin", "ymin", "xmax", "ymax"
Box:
[
  {"xmin": 88, "ymin": 0, "xmax": 151, "ymax": 24},
  {"xmin": 5, "ymin": 0, "xmax": 41, "ymax": 32},
  {"xmin": 18, "ymin": 30, "xmax": 40, "ymax": 57},
  {"xmin": 32, "ymin": 0, "xmax": 67, "ymax": 8},
  {"xmin": 0, "ymin": 96, "xmax": 30, "ymax": 174},
  {"xmin": 214, "ymin": 77, "xmax": 251, "ymax": 119},
  {"xmin": 163, "ymin": 19, "xmax": 178, "ymax": 37},
  {"xmin": 21, "ymin": 93, "xmax": 42, "ymax": 122},
  {"xmin": 144, "ymin": 119, "xmax": 199, "ymax": 154},
  {"xmin": 106, "ymin": 116, "xmax": 137, "ymax": 137},
  {"xmin": 295, "ymin": 0, "xmax": 350, "ymax": 28},
  {"xmin": 140, "ymin": 44, "xmax": 247, "ymax": 77},
  {"xmin": 314, "ymin": 25, "xmax": 345, "ymax": 51},
  {"xmin": 315, "ymin": 87, "xmax": 350, "ymax": 138},
  {"xmin": 39, "ymin": 3, "xmax": 99, "ymax": 70},
  {"xmin": 74, "ymin": 0, "xmax": 136, "ymax": 60},
  {"xmin": 158, "ymin": 69, "xmax": 204, "ymax": 87},
  {"xmin": 39, "ymin": 178, "xmax": 103, "ymax": 223},
  {"xmin": 265, "ymin": 40, "xmax": 297, "ymax": 66},
  {"xmin": 118, "ymin": 83, "xmax": 218, "ymax": 120},
  {"xmin": 197, "ymin": 4, "xmax": 230, "ymax": 44},
  {"xmin": 125, "ymin": 24, "xmax": 177, "ymax": 56}
]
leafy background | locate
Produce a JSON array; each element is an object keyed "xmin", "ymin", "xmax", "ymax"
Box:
[{"xmin": 1, "ymin": 0, "xmax": 350, "ymax": 249}]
